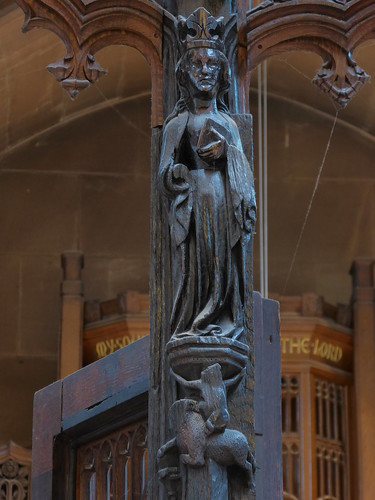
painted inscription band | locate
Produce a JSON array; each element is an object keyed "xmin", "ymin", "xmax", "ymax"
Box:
[
  {"xmin": 96, "ymin": 335, "xmax": 146, "ymax": 358},
  {"xmin": 280, "ymin": 337, "xmax": 343, "ymax": 363}
]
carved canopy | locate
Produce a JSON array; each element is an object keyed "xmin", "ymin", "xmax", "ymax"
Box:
[
  {"xmin": 15, "ymin": 0, "xmax": 167, "ymax": 125},
  {"xmin": 12, "ymin": 0, "xmax": 375, "ymax": 112}
]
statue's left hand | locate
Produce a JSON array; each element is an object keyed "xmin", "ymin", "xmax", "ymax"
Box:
[{"xmin": 197, "ymin": 133, "xmax": 227, "ymax": 161}]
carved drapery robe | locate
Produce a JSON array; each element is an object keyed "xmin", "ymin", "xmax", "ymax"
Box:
[{"xmin": 159, "ymin": 109, "xmax": 256, "ymax": 340}]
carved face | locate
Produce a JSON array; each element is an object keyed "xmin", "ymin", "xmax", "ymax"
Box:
[{"xmin": 187, "ymin": 48, "xmax": 221, "ymax": 96}]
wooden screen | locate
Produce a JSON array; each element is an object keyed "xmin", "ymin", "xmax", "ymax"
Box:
[
  {"xmin": 315, "ymin": 378, "xmax": 348, "ymax": 500},
  {"xmin": 281, "ymin": 373, "xmax": 350, "ymax": 500},
  {"xmin": 281, "ymin": 375, "xmax": 301, "ymax": 500},
  {"xmin": 76, "ymin": 420, "xmax": 148, "ymax": 500}
]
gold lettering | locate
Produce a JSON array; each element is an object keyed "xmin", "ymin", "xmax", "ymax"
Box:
[
  {"xmin": 95, "ymin": 335, "xmax": 146, "ymax": 359},
  {"xmin": 319, "ymin": 342, "xmax": 328, "ymax": 358},
  {"xmin": 280, "ymin": 338, "xmax": 288, "ymax": 355},
  {"xmin": 332, "ymin": 345, "xmax": 340, "ymax": 362},
  {"xmin": 96, "ymin": 342, "xmax": 107, "ymax": 359},
  {"xmin": 327, "ymin": 344, "xmax": 334, "ymax": 360},
  {"xmin": 313, "ymin": 339, "xmax": 319, "ymax": 355},
  {"xmin": 289, "ymin": 338, "xmax": 302, "ymax": 354},
  {"xmin": 105, "ymin": 339, "xmax": 116, "ymax": 354},
  {"xmin": 301, "ymin": 338, "xmax": 310, "ymax": 354},
  {"xmin": 281, "ymin": 337, "xmax": 343, "ymax": 365},
  {"xmin": 115, "ymin": 338, "xmax": 124, "ymax": 349},
  {"xmin": 337, "ymin": 347, "xmax": 343, "ymax": 362}
]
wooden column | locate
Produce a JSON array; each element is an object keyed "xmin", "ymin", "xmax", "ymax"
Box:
[
  {"xmin": 59, "ymin": 251, "xmax": 84, "ymax": 379},
  {"xmin": 149, "ymin": 4, "xmax": 266, "ymax": 498},
  {"xmin": 351, "ymin": 258, "xmax": 375, "ymax": 500},
  {"xmin": 253, "ymin": 292, "xmax": 282, "ymax": 499}
]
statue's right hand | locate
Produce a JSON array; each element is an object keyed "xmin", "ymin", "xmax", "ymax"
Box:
[
  {"xmin": 167, "ymin": 163, "xmax": 192, "ymax": 193},
  {"xmin": 172, "ymin": 163, "xmax": 190, "ymax": 181}
]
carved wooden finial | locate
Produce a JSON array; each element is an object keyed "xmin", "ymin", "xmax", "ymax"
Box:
[
  {"xmin": 313, "ymin": 50, "xmax": 370, "ymax": 109},
  {"xmin": 247, "ymin": 0, "xmax": 374, "ymax": 108},
  {"xmin": 47, "ymin": 54, "xmax": 107, "ymax": 100}
]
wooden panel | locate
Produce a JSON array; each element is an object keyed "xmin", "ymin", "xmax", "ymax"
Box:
[
  {"xmin": 61, "ymin": 335, "xmax": 150, "ymax": 429},
  {"xmin": 31, "ymin": 339, "xmax": 150, "ymax": 500},
  {"xmin": 31, "ymin": 380, "xmax": 62, "ymax": 500},
  {"xmin": 75, "ymin": 419, "xmax": 148, "ymax": 499},
  {"xmin": 254, "ymin": 292, "xmax": 282, "ymax": 499}
]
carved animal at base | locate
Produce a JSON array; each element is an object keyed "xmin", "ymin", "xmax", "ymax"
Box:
[
  {"xmin": 171, "ymin": 363, "xmax": 245, "ymax": 435},
  {"xmin": 158, "ymin": 398, "xmax": 256, "ymax": 487}
]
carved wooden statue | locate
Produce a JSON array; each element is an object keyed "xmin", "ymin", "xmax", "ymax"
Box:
[
  {"xmin": 159, "ymin": 8, "xmax": 256, "ymax": 341},
  {"xmin": 157, "ymin": 8, "xmax": 257, "ymax": 499}
]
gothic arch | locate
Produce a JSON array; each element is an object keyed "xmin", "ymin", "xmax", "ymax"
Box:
[
  {"xmin": 15, "ymin": 0, "xmax": 166, "ymax": 125},
  {"xmin": 246, "ymin": 0, "xmax": 375, "ymax": 108}
]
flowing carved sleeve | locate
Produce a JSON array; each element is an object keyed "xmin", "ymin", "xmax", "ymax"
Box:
[
  {"xmin": 158, "ymin": 112, "xmax": 193, "ymax": 246},
  {"xmin": 225, "ymin": 117, "xmax": 257, "ymax": 246}
]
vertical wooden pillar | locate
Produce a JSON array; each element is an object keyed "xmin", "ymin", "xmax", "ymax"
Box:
[
  {"xmin": 351, "ymin": 258, "xmax": 375, "ymax": 500},
  {"xmin": 59, "ymin": 251, "xmax": 84, "ymax": 379},
  {"xmin": 254, "ymin": 292, "xmax": 282, "ymax": 499},
  {"xmin": 149, "ymin": 3, "xmax": 283, "ymax": 498}
]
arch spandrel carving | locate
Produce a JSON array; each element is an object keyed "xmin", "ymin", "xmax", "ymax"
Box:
[
  {"xmin": 247, "ymin": 0, "xmax": 375, "ymax": 108},
  {"xmin": 13, "ymin": 0, "xmax": 375, "ymax": 115},
  {"xmin": 14, "ymin": 0, "xmax": 165, "ymax": 125}
]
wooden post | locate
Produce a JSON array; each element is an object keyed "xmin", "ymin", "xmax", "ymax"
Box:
[
  {"xmin": 351, "ymin": 258, "xmax": 375, "ymax": 500},
  {"xmin": 59, "ymin": 251, "xmax": 84, "ymax": 379},
  {"xmin": 149, "ymin": 4, "xmax": 263, "ymax": 498},
  {"xmin": 253, "ymin": 292, "xmax": 282, "ymax": 499}
]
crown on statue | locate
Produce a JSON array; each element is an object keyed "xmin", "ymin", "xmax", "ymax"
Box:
[{"xmin": 177, "ymin": 7, "xmax": 224, "ymax": 53}]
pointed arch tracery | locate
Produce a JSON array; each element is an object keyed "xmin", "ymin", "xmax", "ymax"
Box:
[
  {"xmin": 15, "ymin": 0, "xmax": 168, "ymax": 125},
  {"xmin": 12, "ymin": 0, "xmax": 375, "ymax": 111},
  {"xmin": 246, "ymin": 0, "xmax": 375, "ymax": 108}
]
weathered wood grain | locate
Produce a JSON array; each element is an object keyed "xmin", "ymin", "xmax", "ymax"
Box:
[{"xmin": 31, "ymin": 380, "xmax": 62, "ymax": 500}]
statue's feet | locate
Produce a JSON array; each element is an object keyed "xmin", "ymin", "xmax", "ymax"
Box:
[{"xmin": 194, "ymin": 324, "xmax": 222, "ymax": 336}]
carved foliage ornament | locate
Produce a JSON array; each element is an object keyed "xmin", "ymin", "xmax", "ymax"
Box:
[
  {"xmin": 0, "ymin": 459, "xmax": 29, "ymax": 500},
  {"xmin": 13, "ymin": 0, "xmax": 375, "ymax": 109},
  {"xmin": 14, "ymin": 0, "xmax": 165, "ymax": 124},
  {"xmin": 313, "ymin": 49, "xmax": 370, "ymax": 109},
  {"xmin": 247, "ymin": 0, "xmax": 375, "ymax": 108},
  {"xmin": 47, "ymin": 52, "xmax": 107, "ymax": 100}
]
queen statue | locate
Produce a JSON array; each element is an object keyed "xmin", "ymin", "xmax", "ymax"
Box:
[{"xmin": 159, "ymin": 8, "xmax": 257, "ymax": 342}]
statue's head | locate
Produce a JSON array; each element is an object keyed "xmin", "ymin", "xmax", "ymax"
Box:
[
  {"xmin": 175, "ymin": 8, "xmax": 230, "ymax": 108},
  {"xmin": 176, "ymin": 47, "xmax": 230, "ymax": 101}
]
